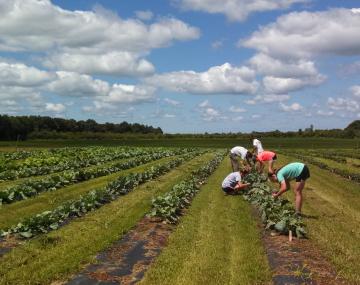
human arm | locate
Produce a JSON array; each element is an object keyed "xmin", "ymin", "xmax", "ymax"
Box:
[
  {"xmin": 272, "ymin": 180, "xmax": 289, "ymax": 198},
  {"xmin": 234, "ymin": 182, "xmax": 250, "ymax": 191},
  {"xmin": 268, "ymin": 160, "xmax": 274, "ymax": 173}
]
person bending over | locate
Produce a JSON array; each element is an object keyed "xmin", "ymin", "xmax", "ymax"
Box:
[
  {"xmin": 229, "ymin": 146, "xmax": 253, "ymax": 171},
  {"xmin": 254, "ymin": 150, "xmax": 277, "ymax": 173},
  {"xmin": 252, "ymin": 138, "xmax": 264, "ymax": 155},
  {"xmin": 268, "ymin": 162, "xmax": 310, "ymax": 215},
  {"xmin": 221, "ymin": 171, "xmax": 250, "ymax": 195}
]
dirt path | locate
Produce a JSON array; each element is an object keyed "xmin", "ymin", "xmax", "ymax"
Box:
[
  {"xmin": 261, "ymin": 228, "xmax": 348, "ymax": 285},
  {"xmin": 66, "ymin": 217, "xmax": 174, "ymax": 285}
]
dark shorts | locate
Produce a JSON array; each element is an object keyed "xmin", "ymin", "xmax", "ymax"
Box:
[
  {"xmin": 295, "ymin": 165, "xmax": 310, "ymax": 182},
  {"xmin": 272, "ymin": 154, "xmax": 277, "ymax": 161},
  {"xmin": 222, "ymin": 187, "xmax": 235, "ymax": 194}
]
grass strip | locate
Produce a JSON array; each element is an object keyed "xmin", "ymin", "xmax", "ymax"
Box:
[
  {"xmin": 0, "ymin": 152, "xmax": 216, "ymax": 285},
  {"xmin": 1, "ymin": 154, "xmax": 194, "ymax": 238},
  {"xmin": 140, "ymin": 159, "xmax": 271, "ymax": 285},
  {"xmin": 277, "ymin": 154, "xmax": 360, "ymax": 283},
  {"xmin": 0, "ymin": 156, "xmax": 179, "ymax": 229}
]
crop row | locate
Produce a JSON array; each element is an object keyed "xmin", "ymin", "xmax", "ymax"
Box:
[
  {"xmin": 0, "ymin": 148, "xmax": 198, "ymax": 205},
  {"xmin": 0, "ymin": 152, "xmax": 201, "ymax": 238},
  {"xmin": 242, "ymin": 171, "xmax": 306, "ymax": 238},
  {"xmin": 280, "ymin": 151, "xmax": 360, "ymax": 183},
  {"xmin": 0, "ymin": 146, "xmax": 154, "ymax": 180},
  {"xmin": 149, "ymin": 151, "xmax": 225, "ymax": 223}
]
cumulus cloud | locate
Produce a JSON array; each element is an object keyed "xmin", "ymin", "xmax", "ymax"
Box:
[
  {"xmin": 0, "ymin": 0, "xmax": 199, "ymax": 76},
  {"xmin": 263, "ymin": 75, "xmax": 325, "ymax": 94},
  {"xmin": 211, "ymin": 40, "xmax": 224, "ymax": 49},
  {"xmin": 0, "ymin": 62, "xmax": 53, "ymax": 87},
  {"xmin": 45, "ymin": 103, "xmax": 66, "ymax": 113},
  {"xmin": 135, "ymin": 10, "xmax": 154, "ymax": 21},
  {"xmin": 44, "ymin": 52, "xmax": 155, "ymax": 76},
  {"xmin": 327, "ymin": 97, "xmax": 359, "ymax": 112},
  {"xmin": 242, "ymin": 9, "xmax": 360, "ymax": 59},
  {"xmin": 350, "ymin": 85, "xmax": 360, "ymax": 98},
  {"xmin": 145, "ymin": 63, "xmax": 258, "ymax": 94},
  {"xmin": 317, "ymin": 110, "xmax": 334, "ymax": 116},
  {"xmin": 164, "ymin": 98, "xmax": 181, "ymax": 106},
  {"xmin": 47, "ymin": 71, "xmax": 110, "ymax": 97},
  {"xmin": 245, "ymin": 94, "xmax": 290, "ymax": 104},
  {"xmin": 229, "ymin": 106, "xmax": 246, "ymax": 113},
  {"xmin": 279, "ymin": 102, "xmax": 303, "ymax": 112},
  {"xmin": 176, "ymin": 0, "xmax": 307, "ymax": 22},
  {"xmin": 196, "ymin": 100, "xmax": 226, "ymax": 121}
]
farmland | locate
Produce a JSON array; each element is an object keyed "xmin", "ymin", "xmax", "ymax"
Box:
[{"xmin": 0, "ymin": 141, "xmax": 359, "ymax": 285}]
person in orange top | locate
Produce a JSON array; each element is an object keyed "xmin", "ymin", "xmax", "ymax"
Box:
[{"xmin": 254, "ymin": 150, "xmax": 277, "ymax": 173}]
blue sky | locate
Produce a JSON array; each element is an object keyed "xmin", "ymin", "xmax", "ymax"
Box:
[{"xmin": 0, "ymin": 0, "xmax": 360, "ymax": 133}]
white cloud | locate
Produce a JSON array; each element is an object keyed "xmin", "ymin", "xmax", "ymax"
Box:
[
  {"xmin": 0, "ymin": 62, "xmax": 53, "ymax": 87},
  {"xmin": 45, "ymin": 103, "xmax": 66, "ymax": 113},
  {"xmin": 252, "ymin": 114, "xmax": 261, "ymax": 119},
  {"xmin": 279, "ymin": 102, "xmax": 303, "ymax": 112},
  {"xmin": 176, "ymin": 0, "xmax": 307, "ymax": 22},
  {"xmin": 245, "ymin": 94, "xmax": 290, "ymax": 104},
  {"xmin": 211, "ymin": 40, "xmax": 224, "ymax": 49},
  {"xmin": 327, "ymin": 97, "xmax": 359, "ymax": 112},
  {"xmin": 135, "ymin": 10, "xmax": 154, "ymax": 21},
  {"xmin": 44, "ymin": 52, "xmax": 155, "ymax": 76},
  {"xmin": 47, "ymin": 71, "xmax": 110, "ymax": 97},
  {"xmin": 350, "ymin": 85, "xmax": 360, "ymax": 98},
  {"xmin": 199, "ymin": 100, "xmax": 211, "ymax": 108},
  {"xmin": 164, "ymin": 98, "xmax": 181, "ymax": 106},
  {"xmin": 164, "ymin": 113, "xmax": 176, "ymax": 118},
  {"xmin": 242, "ymin": 9, "xmax": 360, "ymax": 59},
  {"xmin": 263, "ymin": 75, "xmax": 325, "ymax": 94},
  {"xmin": 317, "ymin": 110, "xmax": 334, "ymax": 116},
  {"xmin": 145, "ymin": 63, "xmax": 258, "ymax": 94},
  {"xmin": 229, "ymin": 106, "xmax": 246, "ymax": 113},
  {"xmin": 0, "ymin": 0, "xmax": 199, "ymax": 76},
  {"xmin": 232, "ymin": 116, "xmax": 243, "ymax": 121}
]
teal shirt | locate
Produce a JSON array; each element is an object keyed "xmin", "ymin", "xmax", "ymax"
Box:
[{"xmin": 276, "ymin": 163, "xmax": 305, "ymax": 182}]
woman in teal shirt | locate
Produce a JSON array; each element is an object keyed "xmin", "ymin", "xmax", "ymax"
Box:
[{"xmin": 268, "ymin": 162, "xmax": 310, "ymax": 215}]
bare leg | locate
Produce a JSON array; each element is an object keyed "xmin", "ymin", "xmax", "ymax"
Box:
[{"xmin": 294, "ymin": 181, "xmax": 305, "ymax": 213}]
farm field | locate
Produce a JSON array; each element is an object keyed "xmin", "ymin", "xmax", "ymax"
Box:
[{"xmin": 0, "ymin": 144, "xmax": 359, "ymax": 285}]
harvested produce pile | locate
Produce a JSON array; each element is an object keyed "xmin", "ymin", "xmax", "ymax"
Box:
[
  {"xmin": 243, "ymin": 171, "xmax": 307, "ymax": 238},
  {"xmin": 149, "ymin": 151, "xmax": 225, "ymax": 223}
]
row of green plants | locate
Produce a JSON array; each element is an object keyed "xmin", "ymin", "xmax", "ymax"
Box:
[
  {"xmin": 0, "ymin": 148, "xmax": 197, "ymax": 205},
  {"xmin": 280, "ymin": 151, "xmax": 360, "ymax": 183},
  {"xmin": 242, "ymin": 171, "xmax": 307, "ymax": 238},
  {"xmin": 149, "ymin": 151, "xmax": 225, "ymax": 223},
  {"xmin": 0, "ymin": 152, "xmax": 200, "ymax": 238},
  {"xmin": 0, "ymin": 147, "xmax": 165, "ymax": 181}
]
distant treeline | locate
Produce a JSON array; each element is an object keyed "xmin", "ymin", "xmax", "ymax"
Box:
[{"xmin": 0, "ymin": 115, "xmax": 163, "ymax": 140}]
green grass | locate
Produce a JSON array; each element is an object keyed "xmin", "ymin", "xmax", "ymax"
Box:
[
  {"xmin": 0, "ymin": 152, "xmax": 216, "ymax": 285},
  {"xmin": 0, "ymin": 155, "xmax": 178, "ymax": 229},
  {"xmin": 277, "ymin": 154, "xmax": 360, "ymax": 283},
  {"xmin": 140, "ymin": 159, "xmax": 271, "ymax": 285}
]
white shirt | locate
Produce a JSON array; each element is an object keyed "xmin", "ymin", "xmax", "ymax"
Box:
[
  {"xmin": 230, "ymin": 146, "xmax": 248, "ymax": 159},
  {"xmin": 222, "ymin": 172, "xmax": 241, "ymax": 189},
  {"xmin": 253, "ymin": 139, "xmax": 264, "ymax": 153}
]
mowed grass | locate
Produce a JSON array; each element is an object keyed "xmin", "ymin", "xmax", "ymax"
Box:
[
  {"xmin": 277, "ymin": 154, "xmax": 360, "ymax": 283},
  {"xmin": 0, "ymin": 152, "xmax": 216, "ymax": 285},
  {"xmin": 140, "ymin": 159, "xmax": 271, "ymax": 285},
  {"xmin": 0, "ymin": 155, "xmax": 179, "ymax": 230}
]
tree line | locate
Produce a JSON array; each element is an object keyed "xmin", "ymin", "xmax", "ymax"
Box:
[{"xmin": 0, "ymin": 115, "xmax": 163, "ymax": 140}]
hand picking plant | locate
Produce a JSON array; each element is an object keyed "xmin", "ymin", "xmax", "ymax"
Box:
[{"xmin": 242, "ymin": 171, "xmax": 307, "ymax": 238}]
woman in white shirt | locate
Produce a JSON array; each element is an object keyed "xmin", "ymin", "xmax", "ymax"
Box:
[{"xmin": 253, "ymin": 138, "xmax": 264, "ymax": 155}]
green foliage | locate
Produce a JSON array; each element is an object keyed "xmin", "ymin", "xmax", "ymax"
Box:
[
  {"xmin": 149, "ymin": 151, "xmax": 226, "ymax": 223},
  {"xmin": 0, "ymin": 148, "xmax": 196, "ymax": 205},
  {"xmin": 242, "ymin": 171, "xmax": 307, "ymax": 238},
  {"xmin": 0, "ymin": 151, "xmax": 202, "ymax": 238}
]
